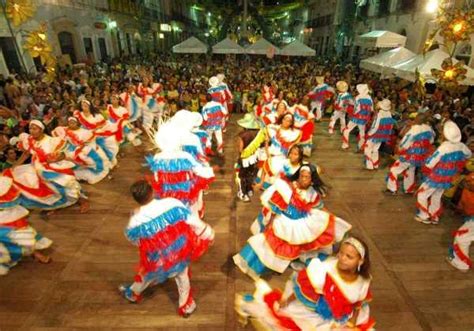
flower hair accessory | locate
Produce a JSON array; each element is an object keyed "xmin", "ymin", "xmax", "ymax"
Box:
[{"xmin": 343, "ymin": 237, "xmax": 365, "ymax": 259}]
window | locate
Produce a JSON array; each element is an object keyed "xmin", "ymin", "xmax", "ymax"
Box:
[
  {"xmin": 398, "ymin": 0, "xmax": 416, "ymax": 11},
  {"xmin": 58, "ymin": 31, "xmax": 76, "ymax": 63},
  {"xmin": 455, "ymin": 43, "xmax": 472, "ymax": 64},
  {"xmin": 126, "ymin": 33, "xmax": 132, "ymax": 54},
  {"xmin": 98, "ymin": 37, "xmax": 108, "ymax": 60},
  {"xmin": 0, "ymin": 37, "xmax": 22, "ymax": 73},
  {"xmin": 83, "ymin": 37, "xmax": 93, "ymax": 56},
  {"xmin": 378, "ymin": 0, "xmax": 390, "ymax": 16}
]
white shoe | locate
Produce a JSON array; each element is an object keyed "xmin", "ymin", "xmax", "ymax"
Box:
[
  {"xmin": 290, "ymin": 261, "xmax": 305, "ymax": 271},
  {"xmin": 243, "ymin": 195, "xmax": 250, "ymax": 202},
  {"xmin": 414, "ymin": 215, "xmax": 430, "ymax": 224},
  {"xmin": 0, "ymin": 265, "xmax": 9, "ymax": 276},
  {"xmin": 248, "ymin": 191, "xmax": 254, "ymax": 197},
  {"xmin": 445, "ymin": 257, "xmax": 469, "ymax": 273}
]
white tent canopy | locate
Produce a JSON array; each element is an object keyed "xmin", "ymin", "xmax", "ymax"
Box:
[
  {"xmin": 360, "ymin": 47, "xmax": 416, "ymax": 74},
  {"xmin": 280, "ymin": 40, "xmax": 316, "ymax": 57},
  {"xmin": 172, "ymin": 36, "xmax": 208, "ymax": 54},
  {"xmin": 212, "ymin": 37, "xmax": 245, "ymax": 54},
  {"xmin": 356, "ymin": 30, "xmax": 407, "ymax": 48},
  {"xmin": 245, "ymin": 38, "xmax": 280, "ymax": 55},
  {"xmin": 390, "ymin": 48, "xmax": 474, "ymax": 86}
]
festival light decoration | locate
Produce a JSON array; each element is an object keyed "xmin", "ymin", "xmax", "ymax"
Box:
[
  {"xmin": 23, "ymin": 23, "xmax": 57, "ymax": 82},
  {"xmin": 5, "ymin": 0, "xmax": 35, "ymax": 27},
  {"xmin": 431, "ymin": 57, "xmax": 467, "ymax": 88},
  {"xmin": 422, "ymin": 0, "xmax": 474, "ymax": 89}
]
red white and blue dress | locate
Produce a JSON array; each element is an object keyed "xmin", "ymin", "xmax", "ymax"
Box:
[
  {"xmin": 124, "ymin": 198, "xmax": 213, "ymax": 285},
  {"xmin": 234, "ymin": 180, "xmax": 351, "ymax": 278},
  {"xmin": 1, "ymin": 164, "xmax": 64, "ymax": 210},
  {"xmin": 137, "ymin": 83, "xmax": 162, "ymax": 129},
  {"xmin": 17, "ymin": 133, "xmax": 82, "ymax": 210},
  {"xmin": 52, "ymin": 126, "xmax": 111, "ymax": 184},
  {"xmin": 291, "ymin": 104, "xmax": 315, "ymax": 156},
  {"xmin": 73, "ymin": 110, "xmax": 119, "ymax": 168},
  {"xmin": 251, "ymin": 177, "xmax": 324, "ymax": 235},
  {"xmin": 0, "ymin": 203, "xmax": 52, "ymax": 275},
  {"xmin": 146, "ymin": 150, "xmax": 214, "ymax": 211},
  {"xmin": 364, "ymin": 110, "xmax": 395, "ymax": 170},
  {"xmin": 235, "ymin": 257, "xmax": 375, "ymax": 330},
  {"xmin": 120, "ymin": 91, "xmax": 142, "ymax": 123},
  {"xmin": 256, "ymin": 125, "xmax": 301, "ymax": 189}
]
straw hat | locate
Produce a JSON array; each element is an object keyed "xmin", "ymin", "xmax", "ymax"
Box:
[
  {"xmin": 237, "ymin": 113, "xmax": 260, "ymax": 129},
  {"xmin": 443, "ymin": 121, "xmax": 462, "ymax": 143},
  {"xmin": 336, "ymin": 81, "xmax": 348, "ymax": 92},
  {"xmin": 316, "ymin": 76, "xmax": 325, "ymax": 84}
]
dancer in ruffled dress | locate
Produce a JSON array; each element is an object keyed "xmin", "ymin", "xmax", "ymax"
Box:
[
  {"xmin": 201, "ymin": 94, "xmax": 227, "ymax": 155},
  {"xmin": 137, "ymin": 76, "xmax": 162, "ymax": 129},
  {"xmin": 17, "ymin": 120, "xmax": 89, "ymax": 214},
  {"xmin": 386, "ymin": 114, "xmax": 435, "ymax": 194},
  {"xmin": 364, "ymin": 99, "xmax": 395, "ymax": 170},
  {"xmin": 342, "ymin": 84, "xmax": 373, "ymax": 151},
  {"xmin": 328, "ymin": 81, "xmax": 353, "ymax": 135},
  {"xmin": 251, "ymin": 163, "xmax": 328, "ymax": 235},
  {"xmin": 308, "ymin": 76, "xmax": 334, "ymax": 121},
  {"xmin": 291, "ymin": 96, "xmax": 315, "ymax": 156},
  {"xmin": 256, "ymin": 113, "xmax": 301, "ymax": 190},
  {"xmin": 0, "ymin": 199, "xmax": 52, "ymax": 276},
  {"xmin": 119, "ymin": 180, "xmax": 214, "ymax": 317},
  {"xmin": 146, "ymin": 121, "xmax": 214, "ymax": 219},
  {"xmin": 74, "ymin": 99, "xmax": 119, "ymax": 169},
  {"xmin": 415, "ymin": 121, "xmax": 472, "ymax": 225},
  {"xmin": 52, "ymin": 117, "xmax": 111, "ymax": 184},
  {"xmin": 234, "ymin": 165, "xmax": 350, "ymax": 279},
  {"xmin": 235, "ymin": 236, "xmax": 375, "ymax": 330}
]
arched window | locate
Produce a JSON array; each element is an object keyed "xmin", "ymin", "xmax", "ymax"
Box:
[
  {"xmin": 58, "ymin": 31, "xmax": 76, "ymax": 64},
  {"xmin": 455, "ymin": 42, "xmax": 472, "ymax": 65}
]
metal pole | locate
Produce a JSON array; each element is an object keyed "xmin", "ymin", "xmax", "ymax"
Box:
[
  {"xmin": 0, "ymin": 0, "xmax": 28, "ymax": 74},
  {"xmin": 243, "ymin": 0, "xmax": 247, "ymax": 33}
]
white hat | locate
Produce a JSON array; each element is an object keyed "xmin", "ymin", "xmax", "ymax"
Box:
[
  {"xmin": 29, "ymin": 120, "xmax": 45, "ymax": 130},
  {"xmin": 154, "ymin": 121, "xmax": 184, "ymax": 151},
  {"xmin": 209, "ymin": 76, "xmax": 219, "ymax": 87},
  {"xmin": 356, "ymin": 84, "xmax": 369, "ymax": 96},
  {"xmin": 216, "ymin": 73, "xmax": 225, "ymax": 83},
  {"xmin": 171, "ymin": 109, "xmax": 202, "ymax": 130},
  {"xmin": 9, "ymin": 137, "xmax": 19, "ymax": 146},
  {"xmin": 377, "ymin": 99, "xmax": 391, "ymax": 111},
  {"xmin": 433, "ymin": 114, "xmax": 442, "ymax": 120},
  {"xmin": 443, "ymin": 121, "xmax": 462, "ymax": 143}
]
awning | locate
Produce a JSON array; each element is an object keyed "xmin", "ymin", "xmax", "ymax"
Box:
[
  {"xmin": 280, "ymin": 40, "xmax": 316, "ymax": 57},
  {"xmin": 360, "ymin": 47, "xmax": 416, "ymax": 74},
  {"xmin": 245, "ymin": 38, "xmax": 280, "ymax": 55},
  {"xmin": 355, "ymin": 30, "xmax": 407, "ymax": 48},
  {"xmin": 212, "ymin": 37, "xmax": 245, "ymax": 54},
  {"xmin": 172, "ymin": 36, "xmax": 208, "ymax": 54},
  {"xmin": 390, "ymin": 48, "xmax": 474, "ymax": 86}
]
